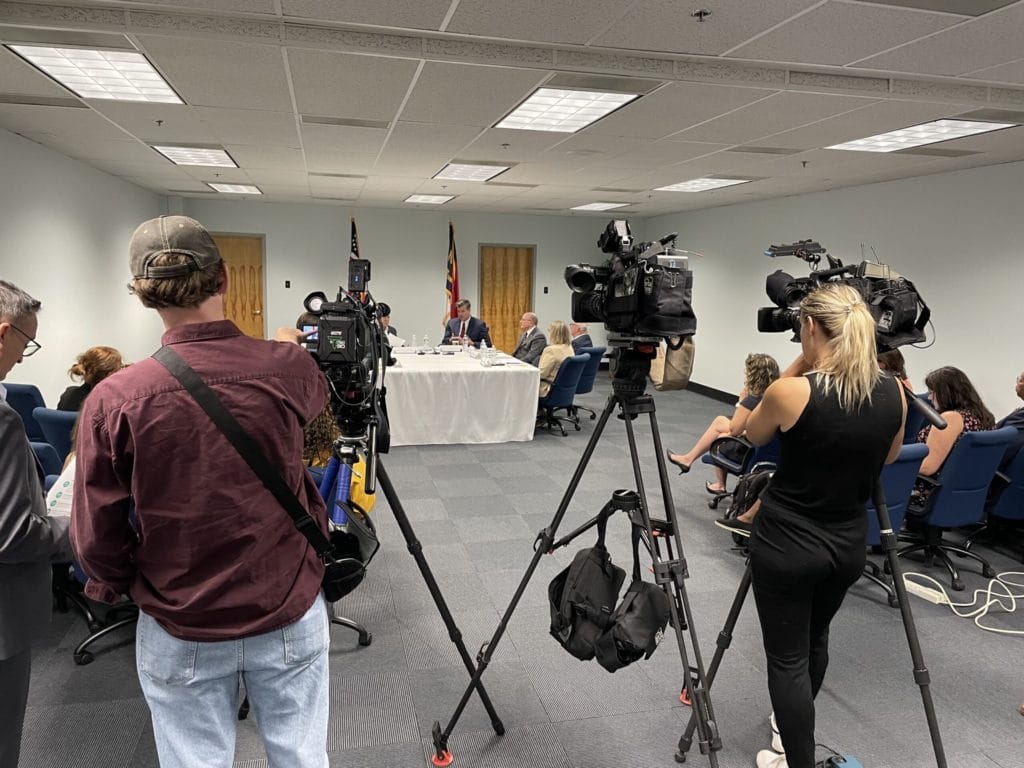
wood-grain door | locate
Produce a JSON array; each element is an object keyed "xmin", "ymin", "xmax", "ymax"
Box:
[
  {"xmin": 214, "ymin": 234, "xmax": 265, "ymax": 338},
  {"xmin": 479, "ymin": 245, "xmax": 534, "ymax": 354}
]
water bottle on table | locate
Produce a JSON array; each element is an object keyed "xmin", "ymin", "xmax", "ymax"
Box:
[{"xmin": 423, "ymin": 333, "xmax": 430, "ymax": 352}]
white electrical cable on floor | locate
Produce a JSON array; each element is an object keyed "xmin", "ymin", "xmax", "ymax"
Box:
[{"xmin": 902, "ymin": 570, "xmax": 1024, "ymax": 636}]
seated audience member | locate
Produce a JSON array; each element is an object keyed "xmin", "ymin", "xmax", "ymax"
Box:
[
  {"xmin": 908, "ymin": 366, "xmax": 995, "ymax": 512},
  {"xmin": 538, "ymin": 321, "xmax": 574, "ymax": 398},
  {"xmin": 303, "ymin": 405, "xmax": 340, "ymax": 485},
  {"xmin": 512, "ymin": 312, "xmax": 547, "ymax": 365},
  {"xmin": 378, "ymin": 302, "xmax": 397, "ymax": 337},
  {"xmin": 667, "ymin": 353, "xmax": 780, "ymax": 493},
  {"xmin": 877, "ymin": 348, "xmax": 913, "ymax": 391},
  {"xmin": 995, "ymin": 370, "xmax": 1024, "ymax": 471},
  {"xmin": 57, "ymin": 345, "xmax": 126, "ymax": 411},
  {"xmin": 442, "ymin": 299, "xmax": 492, "ymax": 347},
  {"xmin": 570, "ymin": 322, "xmax": 593, "ymax": 354}
]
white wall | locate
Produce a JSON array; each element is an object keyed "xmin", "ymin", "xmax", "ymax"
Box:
[
  {"xmin": 643, "ymin": 160, "xmax": 1024, "ymax": 417},
  {"xmin": 179, "ymin": 197, "xmax": 607, "ymax": 349},
  {"xmin": 0, "ymin": 129, "xmax": 162, "ymax": 404}
]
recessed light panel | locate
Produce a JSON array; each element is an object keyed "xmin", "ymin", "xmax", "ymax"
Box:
[
  {"xmin": 433, "ymin": 163, "xmax": 510, "ymax": 182},
  {"xmin": 571, "ymin": 202, "xmax": 629, "ymax": 211},
  {"xmin": 405, "ymin": 194, "xmax": 454, "ymax": 204},
  {"xmin": 827, "ymin": 119, "xmax": 1016, "ymax": 153},
  {"xmin": 496, "ymin": 88, "xmax": 638, "ymax": 133},
  {"xmin": 8, "ymin": 45, "xmax": 181, "ymax": 103},
  {"xmin": 207, "ymin": 183, "xmax": 261, "ymax": 194},
  {"xmin": 153, "ymin": 145, "xmax": 237, "ymax": 167},
  {"xmin": 655, "ymin": 178, "xmax": 752, "ymax": 192}
]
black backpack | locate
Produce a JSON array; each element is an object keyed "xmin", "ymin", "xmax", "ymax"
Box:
[
  {"xmin": 548, "ymin": 515, "xmax": 625, "ymax": 661},
  {"xmin": 725, "ymin": 466, "xmax": 773, "ymax": 522}
]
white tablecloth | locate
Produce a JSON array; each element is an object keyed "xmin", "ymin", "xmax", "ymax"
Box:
[{"xmin": 384, "ymin": 350, "xmax": 540, "ymax": 446}]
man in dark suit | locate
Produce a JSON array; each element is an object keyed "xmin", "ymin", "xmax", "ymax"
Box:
[
  {"xmin": 996, "ymin": 370, "xmax": 1024, "ymax": 471},
  {"xmin": 0, "ymin": 280, "xmax": 71, "ymax": 768},
  {"xmin": 512, "ymin": 312, "xmax": 547, "ymax": 366},
  {"xmin": 442, "ymin": 299, "xmax": 492, "ymax": 347},
  {"xmin": 570, "ymin": 322, "xmax": 593, "ymax": 354}
]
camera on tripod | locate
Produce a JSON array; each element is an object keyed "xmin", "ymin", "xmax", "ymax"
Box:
[
  {"xmin": 564, "ymin": 219, "xmax": 697, "ymax": 341},
  {"xmin": 757, "ymin": 240, "xmax": 930, "ymax": 352}
]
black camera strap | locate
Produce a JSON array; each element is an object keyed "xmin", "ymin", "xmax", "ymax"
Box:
[{"xmin": 151, "ymin": 345, "xmax": 335, "ymax": 562}]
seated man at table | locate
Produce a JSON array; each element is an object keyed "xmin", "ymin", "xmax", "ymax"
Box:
[
  {"xmin": 512, "ymin": 312, "xmax": 547, "ymax": 366},
  {"xmin": 442, "ymin": 299, "xmax": 492, "ymax": 348},
  {"xmin": 570, "ymin": 322, "xmax": 593, "ymax": 354}
]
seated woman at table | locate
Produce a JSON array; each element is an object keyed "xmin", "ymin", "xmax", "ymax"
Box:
[
  {"xmin": 538, "ymin": 320, "xmax": 574, "ymax": 398},
  {"xmin": 667, "ymin": 352, "xmax": 780, "ymax": 493}
]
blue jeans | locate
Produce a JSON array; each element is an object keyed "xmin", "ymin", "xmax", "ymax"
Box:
[{"xmin": 136, "ymin": 595, "xmax": 330, "ymax": 768}]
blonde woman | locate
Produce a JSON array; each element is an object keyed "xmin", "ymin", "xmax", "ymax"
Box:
[
  {"xmin": 538, "ymin": 320, "xmax": 573, "ymax": 398},
  {"xmin": 667, "ymin": 352, "xmax": 780, "ymax": 493},
  {"xmin": 743, "ymin": 284, "xmax": 905, "ymax": 768}
]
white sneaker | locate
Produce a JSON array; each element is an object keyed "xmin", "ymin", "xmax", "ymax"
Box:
[
  {"xmin": 769, "ymin": 711, "xmax": 783, "ymax": 753},
  {"xmin": 756, "ymin": 749, "xmax": 789, "ymax": 768}
]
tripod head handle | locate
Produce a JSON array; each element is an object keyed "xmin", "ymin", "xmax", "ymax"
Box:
[{"xmin": 900, "ymin": 379, "xmax": 946, "ymax": 430}]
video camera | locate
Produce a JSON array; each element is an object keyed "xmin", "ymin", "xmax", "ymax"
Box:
[
  {"xmin": 564, "ymin": 219, "xmax": 697, "ymax": 341},
  {"xmin": 302, "ymin": 258, "xmax": 390, "ymax": 487},
  {"xmin": 756, "ymin": 240, "xmax": 929, "ymax": 352}
]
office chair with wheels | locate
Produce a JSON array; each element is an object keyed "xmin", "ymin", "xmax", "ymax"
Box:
[
  {"xmin": 570, "ymin": 346, "xmax": 606, "ymax": 423},
  {"xmin": 897, "ymin": 427, "xmax": 1015, "ymax": 591},
  {"xmin": 701, "ymin": 434, "xmax": 781, "ymax": 510},
  {"xmin": 963, "ymin": 445, "xmax": 1024, "ymax": 562},
  {"xmin": 536, "ymin": 354, "xmax": 588, "ymax": 436},
  {"xmin": 33, "ymin": 407, "xmax": 77, "ymax": 462},
  {"xmin": 862, "ymin": 443, "xmax": 929, "ymax": 606},
  {"xmin": 5, "ymin": 383, "xmax": 46, "ymax": 441}
]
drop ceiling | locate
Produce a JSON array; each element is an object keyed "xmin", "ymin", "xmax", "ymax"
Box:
[{"xmin": 1, "ymin": 0, "xmax": 1023, "ymax": 215}]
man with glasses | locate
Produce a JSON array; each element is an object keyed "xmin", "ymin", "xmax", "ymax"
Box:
[{"xmin": 0, "ymin": 279, "xmax": 70, "ymax": 767}]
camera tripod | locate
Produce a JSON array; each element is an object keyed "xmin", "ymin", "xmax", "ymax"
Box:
[
  {"xmin": 675, "ymin": 411, "xmax": 948, "ymax": 766},
  {"xmin": 430, "ymin": 347, "xmax": 721, "ymax": 767}
]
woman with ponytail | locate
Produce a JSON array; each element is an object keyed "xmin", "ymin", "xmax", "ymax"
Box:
[
  {"xmin": 57, "ymin": 346, "xmax": 126, "ymax": 411},
  {"xmin": 742, "ymin": 284, "xmax": 906, "ymax": 768}
]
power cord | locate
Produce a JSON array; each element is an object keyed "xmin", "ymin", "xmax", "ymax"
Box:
[{"xmin": 902, "ymin": 570, "xmax": 1024, "ymax": 635}]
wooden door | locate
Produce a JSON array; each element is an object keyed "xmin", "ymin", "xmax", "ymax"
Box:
[
  {"xmin": 479, "ymin": 245, "xmax": 533, "ymax": 354},
  {"xmin": 214, "ymin": 234, "xmax": 265, "ymax": 338}
]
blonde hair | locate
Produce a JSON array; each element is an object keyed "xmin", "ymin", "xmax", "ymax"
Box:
[
  {"xmin": 744, "ymin": 353, "xmax": 780, "ymax": 397},
  {"xmin": 800, "ymin": 283, "xmax": 879, "ymax": 409},
  {"xmin": 548, "ymin": 320, "xmax": 571, "ymax": 346}
]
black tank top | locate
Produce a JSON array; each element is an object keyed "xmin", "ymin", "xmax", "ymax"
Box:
[{"xmin": 759, "ymin": 372, "xmax": 903, "ymax": 523}]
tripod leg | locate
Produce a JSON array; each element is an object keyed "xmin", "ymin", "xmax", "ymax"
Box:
[
  {"xmin": 430, "ymin": 394, "xmax": 621, "ymax": 764},
  {"xmin": 872, "ymin": 480, "xmax": 948, "ymax": 767}
]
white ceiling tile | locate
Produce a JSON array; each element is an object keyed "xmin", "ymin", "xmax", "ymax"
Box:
[
  {"xmin": 224, "ymin": 145, "xmax": 304, "ymax": 170},
  {"xmin": 447, "ymin": 0, "xmax": 631, "ymax": 45},
  {"xmin": 0, "ymin": 48, "xmax": 75, "ymax": 97},
  {"xmin": 379, "ymin": 121, "xmax": 481, "ymax": 157},
  {"xmin": 194, "ymin": 107, "xmax": 301, "ymax": 147},
  {"xmin": 461, "ymin": 127, "xmax": 568, "ymax": 162},
  {"xmin": 134, "ymin": 35, "xmax": 293, "ymax": 110},
  {"xmin": 400, "ymin": 62, "xmax": 546, "ymax": 126},
  {"xmin": 965, "ymin": 58, "xmax": 1024, "ymax": 85},
  {"xmin": 301, "ymin": 123, "xmax": 389, "ymax": 155},
  {"xmin": 590, "ymin": 0, "xmax": 821, "ymax": 56},
  {"xmin": 246, "ymin": 169, "xmax": 309, "ymax": 186},
  {"xmin": 600, "ymin": 141, "xmax": 730, "ymax": 169},
  {"xmin": 304, "ymin": 149, "xmax": 379, "ymax": 175},
  {"xmin": 89, "ymin": 102, "xmax": 217, "ymax": 143},
  {"xmin": 286, "ymin": 49, "xmax": 418, "ymax": 121},
  {"xmin": 26, "ymin": 135, "xmax": 165, "ymax": 164},
  {"xmin": 729, "ymin": 2, "xmax": 959, "ymax": 66},
  {"xmin": 854, "ymin": 2, "xmax": 1024, "ymax": 75},
  {"xmin": 282, "ymin": 0, "xmax": 453, "ymax": 30},
  {"xmin": 119, "ymin": 0, "xmax": 277, "ymax": 12}
]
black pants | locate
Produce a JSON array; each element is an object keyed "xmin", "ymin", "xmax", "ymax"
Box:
[
  {"xmin": 749, "ymin": 506, "xmax": 866, "ymax": 768},
  {"xmin": 0, "ymin": 647, "xmax": 32, "ymax": 768}
]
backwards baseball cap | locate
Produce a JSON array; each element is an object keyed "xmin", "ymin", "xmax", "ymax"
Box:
[{"xmin": 129, "ymin": 215, "xmax": 222, "ymax": 279}]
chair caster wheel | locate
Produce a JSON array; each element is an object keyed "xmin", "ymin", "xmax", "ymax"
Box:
[
  {"xmin": 708, "ymin": 497, "xmax": 722, "ymax": 510},
  {"xmin": 74, "ymin": 651, "xmax": 94, "ymax": 666},
  {"xmin": 888, "ymin": 595, "xmax": 899, "ymax": 608},
  {"xmin": 982, "ymin": 566, "xmax": 996, "ymax": 578},
  {"xmin": 951, "ymin": 580, "xmax": 965, "ymax": 592},
  {"xmin": 358, "ymin": 633, "xmax": 373, "ymax": 647},
  {"xmin": 88, "ymin": 621, "xmax": 103, "ymax": 632}
]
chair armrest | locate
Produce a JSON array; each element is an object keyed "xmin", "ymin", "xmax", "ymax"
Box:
[
  {"xmin": 915, "ymin": 473, "xmax": 940, "ymax": 489},
  {"xmin": 707, "ymin": 435, "xmax": 754, "ymax": 474}
]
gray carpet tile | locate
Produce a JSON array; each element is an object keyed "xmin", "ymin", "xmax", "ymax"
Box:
[
  {"xmin": 21, "ymin": 698, "xmax": 149, "ymax": 768},
  {"xmin": 442, "ymin": 493, "xmax": 521, "ymax": 518},
  {"xmin": 455, "ymin": 514, "xmax": 534, "ymax": 544},
  {"xmin": 328, "ymin": 671, "xmax": 420, "ymax": 751},
  {"xmin": 399, "ymin": 606, "xmax": 519, "ymax": 671},
  {"xmin": 329, "ymin": 740, "xmax": 429, "ymax": 768},
  {"xmin": 421, "ymin": 722, "xmax": 573, "ymax": 768},
  {"xmin": 389, "ymin": 569, "xmax": 492, "ymax": 618}
]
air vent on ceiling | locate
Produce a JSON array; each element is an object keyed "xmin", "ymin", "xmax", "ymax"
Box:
[
  {"xmin": 544, "ymin": 73, "xmax": 662, "ymax": 95},
  {"xmin": 1, "ymin": 30, "xmax": 136, "ymax": 49},
  {"xmin": 593, "ymin": 187, "xmax": 644, "ymax": 193},
  {"xmin": 851, "ymin": 0, "xmax": 1017, "ymax": 17},
  {"xmin": 954, "ymin": 107, "xmax": 1024, "ymax": 124},
  {"xmin": 308, "ymin": 172, "xmax": 366, "ymax": 179},
  {"xmin": 485, "ymin": 181, "xmax": 536, "ymax": 188},
  {"xmin": 0, "ymin": 94, "xmax": 86, "ymax": 108},
  {"xmin": 894, "ymin": 147, "xmax": 982, "ymax": 157},
  {"xmin": 312, "ymin": 196, "xmax": 356, "ymax": 202},
  {"xmin": 525, "ymin": 207, "xmax": 563, "ymax": 212},
  {"xmin": 301, "ymin": 115, "xmax": 389, "ymax": 129},
  {"xmin": 725, "ymin": 146, "xmax": 802, "ymax": 155},
  {"xmin": 167, "ymin": 189, "xmax": 218, "ymax": 195}
]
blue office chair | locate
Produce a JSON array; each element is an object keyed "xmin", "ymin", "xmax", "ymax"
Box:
[
  {"xmin": 861, "ymin": 443, "xmax": 929, "ymax": 606},
  {"xmin": 5, "ymin": 383, "xmax": 46, "ymax": 441},
  {"xmin": 701, "ymin": 435, "xmax": 781, "ymax": 510},
  {"xmin": 902, "ymin": 392, "xmax": 931, "ymax": 444},
  {"xmin": 537, "ymin": 354, "xmax": 588, "ymax": 436},
  {"xmin": 963, "ymin": 444, "xmax": 1024, "ymax": 561},
  {"xmin": 570, "ymin": 346, "xmax": 606, "ymax": 423},
  {"xmin": 897, "ymin": 427, "xmax": 1015, "ymax": 590},
  {"xmin": 31, "ymin": 441, "xmax": 63, "ymax": 479},
  {"xmin": 33, "ymin": 407, "xmax": 77, "ymax": 462}
]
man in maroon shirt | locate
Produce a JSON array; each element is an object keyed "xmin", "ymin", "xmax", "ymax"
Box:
[{"xmin": 72, "ymin": 216, "xmax": 331, "ymax": 768}]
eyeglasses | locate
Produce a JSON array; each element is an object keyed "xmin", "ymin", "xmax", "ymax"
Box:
[{"xmin": 8, "ymin": 323, "xmax": 41, "ymax": 357}]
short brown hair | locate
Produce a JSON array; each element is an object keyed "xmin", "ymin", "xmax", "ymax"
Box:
[
  {"xmin": 456, "ymin": 299, "xmax": 471, "ymax": 310},
  {"xmin": 129, "ymin": 253, "xmax": 223, "ymax": 309}
]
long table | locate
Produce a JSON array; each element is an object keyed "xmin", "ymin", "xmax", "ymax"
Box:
[{"xmin": 384, "ymin": 349, "xmax": 540, "ymax": 446}]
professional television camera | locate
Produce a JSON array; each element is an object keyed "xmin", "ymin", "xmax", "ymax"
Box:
[
  {"xmin": 756, "ymin": 240, "xmax": 930, "ymax": 352},
  {"xmin": 302, "ymin": 258, "xmax": 390, "ymax": 489}
]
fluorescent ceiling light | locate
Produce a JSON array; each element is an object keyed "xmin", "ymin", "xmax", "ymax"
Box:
[
  {"xmin": 827, "ymin": 118, "xmax": 1016, "ymax": 152},
  {"xmin": 496, "ymin": 88, "xmax": 638, "ymax": 133},
  {"xmin": 153, "ymin": 145, "xmax": 237, "ymax": 167},
  {"xmin": 434, "ymin": 163, "xmax": 509, "ymax": 182},
  {"xmin": 571, "ymin": 202, "xmax": 629, "ymax": 211},
  {"xmin": 405, "ymin": 194, "xmax": 454, "ymax": 204},
  {"xmin": 655, "ymin": 178, "xmax": 752, "ymax": 192},
  {"xmin": 8, "ymin": 45, "xmax": 181, "ymax": 103},
  {"xmin": 207, "ymin": 183, "xmax": 261, "ymax": 195}
]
